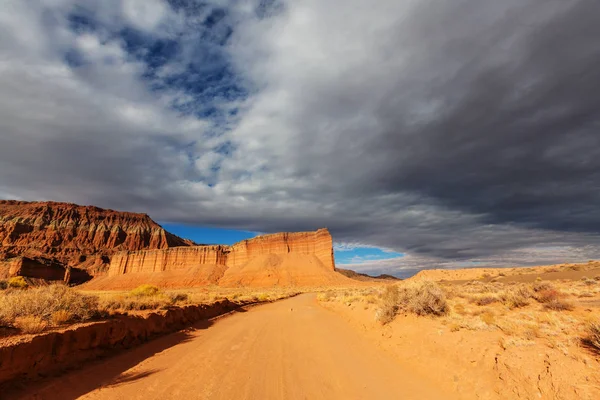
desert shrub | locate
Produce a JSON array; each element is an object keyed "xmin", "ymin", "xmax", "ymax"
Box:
[
  {"xmin": 99, "ymin": 294, "xmax": 172, "ymax": 311},
  {"xmin": 543, "ymin": 299, "xmax": 574, "ymax": 311},
  {"xmin": 583, "ymin": 322, "xmax": 600, "ymax": 353},
  {"xmin": 256, "ymin": 293, "xmax": 270, "ymax": 302},
  {"xmin": 130, "ymin": 284, "xmax": 160, "ymax": 297},
  {"xmin": 534, "ymin": 289, "xmax": 562, "ymax": 303},
  {"xmin": 0, "ymin": 284, "xmax": 98, "ymax": 331},
  {"xmin": 579, "ymin": 292, "xmax": 594, "ymax": 298},
  {"xmin": 500, "ymin": 285, "xmax": 532, "ymax": 309},
  {"xmin": 317, "ymin": 291, "xmax": 336, "ymax": 302},
  {"xmin": 13, "ymin": 316, "xmax": 48, "ymax": 334},
  {"xmin": 51, "ymin": 310, "xmax": 73, "ymax": 325},
  {"xmin": 168, "ymin": 293, "xmax": 189, "ymax": 303},
  {"xmin": 7, "ymin": 276, "xmax": 28, "ymax": 289},
  {"xmin": 582, "ymin": 278, "xmax": 596, "ymax": 286},
  {"xmin": 364, "ymin": 294, "xmax": 378, "ymax": 304},
  {"xmin": 470, "ymin": 295, "xmax": 498, "ymax": 306},
  {"xmin": 480, "ymin": 311, "xmax": 496, "ymax": 325},
  {"xmin": 532, "ymin": 281, "xmax": 554, "ymax": 292},
  {"xmin": 401, "ymin": 281, "xmax": 449, "ymax": 316},
  {"xmin": 375, "ymin": 285, "xmax": 400, "ymax": 324},
  {"xmin": 0, "ymin": 280, "xmax": 7, "ymax": 290}
]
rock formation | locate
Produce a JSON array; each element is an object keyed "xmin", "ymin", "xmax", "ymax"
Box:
[
  {"xmin": 85, "ymin": 229, "xmax": 348, "ymax": 288},
  {"xmin": 0, "ymin": 200, "xmax": 347, "ymax": 288},
  {"xmin": 0, "ymin": 200, "xmax": 191, "ymax": 283}
]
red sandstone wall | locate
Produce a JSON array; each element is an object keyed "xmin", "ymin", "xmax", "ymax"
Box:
[
  {"xmin": 227, "ymin": 228, "xmax": 334, "ymax": 270},
  {"xmin": 104, "ymin": 229, "xmax": 335, "ymax": 283},
  {"xmin": 108, "ymin": 246, "xmax": 229, "ymax": 276}
]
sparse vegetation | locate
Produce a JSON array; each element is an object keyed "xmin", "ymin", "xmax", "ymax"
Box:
[
  {"xmin": 7, "ymin": 276, "xmax": 28, "ymax": 289},
  {"xmin": 0, "ymin": 280, "xmax": 7, "ymax": 290},
  {"xmin": 500, "ymin": 285, "xmax": 532, "ymax": 309},
  {"xmin": 130, "ymin": 284, "xmax": 160, "ymax": 297},
  {"xmin": 375, "ymin": 285, "xmax": 399, "ymax": 324},
  {"xmin": 375, "ymin": 281, "xmax": 448, "ymax": 324},
  {"xmin": 400, "ymin": 281, "xmax": 449, "ymax": 316},
  {"xmin": 0, "ymin": 284, "xmax": 297, "ymax": 336},
  {"xmin": 0, "ymin": 285, "xmax": 98, "ymax": 333},
  {"xmin": 534, "ymin": 288, "xmax": 562, "ymax": 303},
  {"xmin": 470, "ymin": 295, "xmax": 498, "ymax": 306},
  {"xmin": 51, "ymin": 310, "xmax": 73, "ymax": 325},
  {"xmin": 542, "ymin": 299, "xmax": 574, "ymax": 311},
  {"xmin": 583, "ymin": 322, "xmax": 600, "ymax": 353},
  {"xmin": 13, "ymin": 316, "xmax": 48, "ymax": 334}
]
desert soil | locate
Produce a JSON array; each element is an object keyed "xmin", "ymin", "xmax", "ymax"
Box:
[{"xmin": 8, "ymin": 294, "xmax": 453, "ymax": 400}]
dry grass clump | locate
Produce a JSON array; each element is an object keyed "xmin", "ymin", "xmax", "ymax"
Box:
[
  {"xmin": 13, "ymin": 316, "xmax": 48, "ymax": 334},
  {"xmin": 470, "ymin": 295, "xmax": 498, "ymax": 306},
  {"xmin": 500, "ymin": 285, "xmax": 532, "ymax": 309},
  {"xmin": 0, "ymin": 285, "xmax": 98, "ymax": 333},
  {"xmin": 581, "ymin": 277, "xmax": 596, "ymax": 286},
  {"xmin": 543, "ymin": 299, "xmax": 574, "ymax": 311},
  {"xmin": 99, "ymin": 293, "xmax": 182, "ymax": 311},
  {"xmin": 375, "ymin": 281, "xmax": 448, "ymax": 324},
  {"xmin": 532, "ymin": 281, "xmax": 554, "ymax": 293},
  {"xmin": 400, "ymin": 281, "xmax": 449, "ymax": 316},
  {"xmin": 582, "ymin": 321, "xmax": 600, "ymax": 353},
  {"xmin": 375, "ymin": 285, "xmax": 399, "ymax": 324},
  {"xmin": 94, "ymin": 285, "xmax": 190, "ymax": 311},
  {"xmin": 0, "ymin": 280, "xmax": 7, "ymax": 290},
  {"xmin": 316, "ymin": 291, "xmax": 337, "ymax": 302},
  {"xmin": 460, "ymin": 281, "xmax": 502, "ymax": 295},
  {"xmin": 534, "ymin": 289, "xmax": 562, "ymax": 303},
  {"xmin": 51, "ymin": 310, "xmax": 73, "ymax": 325}
]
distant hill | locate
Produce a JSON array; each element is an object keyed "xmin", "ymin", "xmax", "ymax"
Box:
[{"xmin": 335, "ymin": 268, "xmax": 400, "ymax": 282}]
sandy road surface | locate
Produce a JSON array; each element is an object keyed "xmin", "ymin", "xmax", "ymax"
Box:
[{"xmin": 12, "ymin": 294, "xmax": 453, "ymax": 400}]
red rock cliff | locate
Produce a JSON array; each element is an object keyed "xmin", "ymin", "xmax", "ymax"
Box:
[
  {"xmin": 87, "ymin": 228, "xmax": 342, "ymax": 288},
  {"xmin": 0, "ymin": 200, "xmax": 191, "ymax": 274},
  {"xmin": 228, "ymin": 229, "xmax": 334, "ymax": 269}
]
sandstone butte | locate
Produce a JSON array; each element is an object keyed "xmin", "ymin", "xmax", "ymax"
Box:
[
  {"xmin": 0, "ymin": 200, "xmax": 351, "ymax": 288},
  {"xmin": 84, "ymin": 228, "xmax": 350, "ymax": 289}
]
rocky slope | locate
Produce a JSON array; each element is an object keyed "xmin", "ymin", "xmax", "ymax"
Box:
[
  {"xmin": 85, "ymin": 229, "xmax": 350, "ymax": 288},
  {"xmin": 0, "ymin": 200, "xmax": 191, "ymax": 282}
]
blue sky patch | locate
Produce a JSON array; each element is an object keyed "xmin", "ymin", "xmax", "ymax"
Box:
[
  {"xmin": 161, "ymin": 223, "xmax": 258, "ymax": 245},
  {"xmin": 162, "ymin": 224, "xmax": 404, "ymax": 265},
  {"xmin": 334, "ymin": 246, "xmax": 404, "ymax": 265}
]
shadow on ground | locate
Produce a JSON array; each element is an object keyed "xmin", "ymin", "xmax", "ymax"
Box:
[{"xmin": 4, "ymin": 319, "xmax": 213, "ymax": 400}]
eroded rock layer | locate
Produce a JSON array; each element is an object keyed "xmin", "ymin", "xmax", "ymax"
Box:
[
  {"xmin": 85, "ymin": 228, "xmax": 345, "ymax": 288},
  {"xmin": 0, "ymin": 200, "xmax": 191, "ymax": 282}
]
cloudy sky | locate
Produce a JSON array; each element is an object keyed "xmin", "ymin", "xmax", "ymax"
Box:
[{"xmin": 1, "ymin": 0, "xmax": 599, "ymax": 277}]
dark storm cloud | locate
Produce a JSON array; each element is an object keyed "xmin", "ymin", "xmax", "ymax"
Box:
[{"xmin": 372, "ymin": 0, "xmax": 600, "ymax": 234}]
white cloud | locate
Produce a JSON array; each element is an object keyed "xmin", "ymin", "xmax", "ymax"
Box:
[{"xmin": 122, "ymin": 0, "xmax": 169, "ymax": 31}]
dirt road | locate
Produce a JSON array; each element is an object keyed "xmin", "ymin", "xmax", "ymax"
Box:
[{"xmin": 13, "ymin": 294, "xmax": 453, "ymax": 400}]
